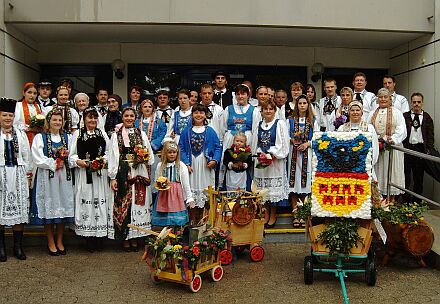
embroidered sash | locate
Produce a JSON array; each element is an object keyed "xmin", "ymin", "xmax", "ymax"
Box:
[
  {"xmin": 371, "ymin": 107, "xmax": 393, "ymax": 138},
  {"xmin": 289, "ymin": 118, "xmax": 311, "ymax": 188}
]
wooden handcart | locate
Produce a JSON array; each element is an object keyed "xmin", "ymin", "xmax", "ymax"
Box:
[
  {"xmin": 304, "ymin": 219, "xmax": 376, "ymax": 304},
  {"xmin": 206, "ymin": 186, "xmax": 265, "ymax": 265},
  {"xmin": 129, "ymin": 224, "xmax": 225, "ymax": 293}
]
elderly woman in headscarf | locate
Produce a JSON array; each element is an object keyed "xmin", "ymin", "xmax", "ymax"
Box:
[{"xmin": 367, "ymin": 88, "xmax": 406, "ymax": 197}]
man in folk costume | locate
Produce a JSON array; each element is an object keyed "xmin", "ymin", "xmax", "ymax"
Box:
[
  {"xmin": 156, "ymin": 90, "xmax": 174, "ymax": 128},
  {"xmin": 403, "ymin": 92, "xmax": 434, "ymax": 202},
  {"xmin": 37, "ymin": 79, "xmax": 55, "ymax": 112},
  {"xmin": 0, "ymin": 98, "xmax": 31, "ymax": 262},
  {"xmin": 95, "ymin": 87, "xmax": 109, "ymax": 119},
  {"xmin": 383, "ymin": 75, "xmax": 410, "ymax": 114},
  {"xmin": 317, "ymin": 78, "xmax": 342, "ymax": 131},
  {"xmin": 351, "ymin": 72, "xmax": 376, "ymax": 120},
  {"xmin": 367, "ymin": 88, "xmax": 407, "ymax": 197},
  {"xmin": 212, "ymin": 71, "xmax": 233, "ymax": 109},
  {"xmin": 199, "ymin": 83, "xmax": 224, "ymax": 138}
]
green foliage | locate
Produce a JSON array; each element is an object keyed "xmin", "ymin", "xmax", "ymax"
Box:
[
  {"xmin": 372, "ymin": 201, "xmax": 428, "ymax": 225},
  {"xmin": 297, "ymin": 196, "xmax": 312, "ymax": 221},
  {"xmin": 317, "ymin": 219, "xmax": 362, "ymax": 255}
]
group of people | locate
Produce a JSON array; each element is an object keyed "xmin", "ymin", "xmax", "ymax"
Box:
[{"xmin": 0, "ymin": 71, "xmax": 433, "ymax": 263}]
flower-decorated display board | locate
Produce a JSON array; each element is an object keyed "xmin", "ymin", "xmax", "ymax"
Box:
[{"xmin": 311, "ymin": 132, "xmax": 373, "ymax": 219}]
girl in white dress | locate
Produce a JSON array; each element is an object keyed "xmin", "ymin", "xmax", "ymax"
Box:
[
  {"xmin": 0, "ymin": 98, "xmax": 31, "ymax": 262},
  {"xmin": 31, "ymin": 109, "xmax": 74, "ymax": 256},
  {"xmin": 252, "ymin": 100, "xmax": 290, "ymax": 228},
  {"xmin": 108, "ymin": 107, "xmax": 154, "ymax": 251},
  {"xmin": 69, "ymin": 108, "xmax": 110, "ymax": 252}
]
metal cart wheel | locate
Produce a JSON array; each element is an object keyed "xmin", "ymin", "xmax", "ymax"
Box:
[
  {"xmin": 211, "ymin": 265, "xmax": 224, "ymax": 282},
  {"xmin": 249, "ymin": 246, "xmax": 265, "ymax": 262},
  {"xmin": 219, "ymin": 249, "xmax": 233, "ymax": 265},
  {"xmin": 365, "ymin": 259, "xmax": 377, "ymax": 286},
  {"xmin": 304, "ymin": 256, "xmax": 314, "ymax": 285},
  {"xmin": 189, "ymin": 274, "xmax": 202, "ymax": 292}
]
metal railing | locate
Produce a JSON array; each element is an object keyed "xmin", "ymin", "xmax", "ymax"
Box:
[{"xmin": 387, "ymin": 144, "xmax": 440, "ymax": 208}]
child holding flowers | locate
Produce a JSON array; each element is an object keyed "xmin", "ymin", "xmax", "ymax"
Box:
[
  {"xmin": 151, "ymin": 140, "xmax": 193, "ymax": 226},
  {"xmin": 222, "ymin": 132, "xmax": 252, "ymax": 190},
  {"xmin": 287, "ymin": 94, "xmax": 317, "ymax": 227}
]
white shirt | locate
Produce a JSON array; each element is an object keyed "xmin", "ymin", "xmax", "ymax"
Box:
[
  {"xmin": 317, "ymin": 95, "xmax": 342, "ymax": 131},
  {"xmin": 353, "ymin": 89, "xmax": 376, "ymax": 120},
  {"xmin": 409, "ymin": 111, "xmax": 424, "ymax": 144}
]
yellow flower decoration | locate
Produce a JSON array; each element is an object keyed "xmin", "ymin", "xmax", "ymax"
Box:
[
  {"xmin": 173, "ymin": 244, "xmax": 182, "ymax": 251},
  {"xmin": 318, "ymin": 140, "xmax": 330, "ymax": 150},
  {"xmin": 352, "ymin": 141, "xmax": 364, "ymax": 152}
]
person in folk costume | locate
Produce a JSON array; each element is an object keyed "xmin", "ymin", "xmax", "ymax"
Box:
[
  {"xmin": 189, "ymin": 90, "xmax": 199, "ymax": 107},
  {"xmin": 74, "ymin": 92, "xmax": 90, "ymax": 129},
  {"xmin": 13, "ymin": 82, "xmax": 44, "ymax": 148},
  {"xmin": 219, "ymin": 84, "xmax": 260, "ymax": 186},
  {"xmin": 30, "ymin": 109, "xmax": 74, "ymax": 256},
  {"xmin": 179, "ymin": 104, "xmax": 222, "ymax": 226},
  {"xmin": 199, "ymin": 83, "xmax": 224, "ymax": 138},
  {"xmin": 338, "ymin": 100, "xmax": 379, "ymax": 181},
  {"xmin": 212, "ymin": 71, "xmax": 233, "ymax": 109},
  {"xmin": 155, "ymin": 90, "xmax": 174, "ymax": 128},
  {"xmin": 332, "ymin": 87, "xmax": 354, "ymax": 130},
  {"xmin": 69, "ymin": 107, "xmax": 110, "ymax": 252},
  {"xmin": 134, "ymin": 98, "xmax": 167, "ymax": 197},
  {"xmin": 288, "ymin": 95, "xmax": 318, "ymax": 228},
  {"xmin": 252, "ymin": 100, "xmax": 290, "ymax": 228},
  {"xmin": 122, "ymin": 85, "xmax": 142, "ymax": 113},
  {"xmin": 367, "ymin": 88, "xmax": 407, "ymax": 198},
  {"xmin": 108, "ymin": 107, "xmax": 154, "ymax": 252},
  {"xmin": 306, "ymin": 83, "xmax": 318, "ymax": 117},
  {"xmin": 279, "ymin": 82, "xmax": 304, "ymax": 121},
  {"xmin": 95, "ymin": 87, "xmax": 109, "ymax": 120},
  {"xmin": 166, "ymin": 89, "xmax": 193, "ymax": 144},
  {"xmin": 274, "ymin": 89, "xmax": 288, "ymax": 109},
  {"xmin": 223, "ymin": 132, "xmax": 253, "ymax": 191},
  {"xmin": 104, "ymin": 94, "xmax": 122, "ymax": 138},
  {"xmin": 317, "ymin": 78, "xmax": 342, "ymax": 132},
  {"xmin": 151, "ymin": 140, "xmax": 193, "ymax": 226},
  {"xmin": 352, "ymin": 72, "xmax": 376, "ymax": 120},
  {"xmin": 46, "ymin": 86, "xmax": 80, "ymax": 135},
  {"xmin": 0, "ymin": 98, "xmax": 31, "ymax": 262},
  {"xmin": 37, "ymin": 79, "xmax": 55, "ymax": 111}
]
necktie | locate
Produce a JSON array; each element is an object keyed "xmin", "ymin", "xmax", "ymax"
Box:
[
  {"xmin": 413, "ymin": 113, "xmax": 420, "ymax": 129},
  {"xmin": 160, "ymin": 109, "xmax": 171, "ymax": 123},
  {"xmin": 355, "ymin": 93, "xmax": 362, "ymax": 101},
  {"xmin": 98, "ymin": 106, "xmax": 107, "ymax": 116},
  {"xmin": 324, "ymin": 97, "xmax": 335, "ymax": 114}
]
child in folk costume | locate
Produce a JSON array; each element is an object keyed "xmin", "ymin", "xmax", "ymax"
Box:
[
  {"xmin": 252, "ymin": 100, "xmax": 290, "ymax": 229},
  {"xmin": 69, "ymin": 107, "xmax": 110, "ymax": 252},
  {"xmin": 223, "ymin": 132, "xmax": 253, "ymax": 191},
  {"xmin": 0, "ymin": 98, "xmax": 31, "ymax": 262},
  {"xmin": 31, "ymin": 109, "xmax": 74, "ymax": 256},
  {"xmin": 287, "ymin": 94, "xmax": 316, "ymax": 228},
  {"xmin": 179, "ymin": 104, "xmax": 222, "ymax": 226},
  {"xmin": 166, "ymin": 89, "xmax": 192, "ymax": 144},
  {"xmin": 151, "ymin": 140, "xmax": 193, "ymax": 226}
]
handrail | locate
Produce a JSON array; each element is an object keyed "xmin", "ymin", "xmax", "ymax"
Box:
[{"xmin": 386, "ymin": 144, "xmax": 440, "ymax": 207}]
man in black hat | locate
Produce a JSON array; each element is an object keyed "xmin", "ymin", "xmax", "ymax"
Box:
[
  {"xmin": 212, "ymin": 71, "xmax": 233, "ymax": 109},
  {"xmin": 37, "ymin": 79, "xmax": 55, "ymax": 110}
]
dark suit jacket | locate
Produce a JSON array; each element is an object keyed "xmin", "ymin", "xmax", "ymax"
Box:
[
  {"xmin": 213, "ymin": 89, "xmax": 233, "ymax": 109},
  {"xmin": 403, "ymin": 110, "xmax": 434, "ymax": 153}
]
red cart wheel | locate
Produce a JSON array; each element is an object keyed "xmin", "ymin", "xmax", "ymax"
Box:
[
  {"xmin": 219, "ymin": 249, "xmax": 233, "ymax": 265},
  {"xmin": 211, "ymin": 265, "xmax": 224, "ymax": 282},
  {"xmin": 189, "ymin": 274, "xmax": 202, "ymax": 292},
  {"xmin": 250, "ymin": 246, "xmax": 264, "ymax": 262}
]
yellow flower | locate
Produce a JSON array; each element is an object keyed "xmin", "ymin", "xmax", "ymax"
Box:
[
  {"xmin": 233, "ymin": 153, "xmax": 238, "ymax": 158},
  {"xmin": 173, "ymin": 244, "xmax": 182, "ymax": 251},
  {"xmin": 239, "ymin": 148, "xmax": 245, "ymax": 152},
  {"xmin": 408, "ymin": 214, "xmax": 413, "ymax": 217},
  {"xmin": 318, "ymin": 140, "xmax": 330, "ymax": 150},
  {"xmin": 414, "ymin": 221, "xmax": 418, "ymax": 225},
  {"xmin": 352, "ymin": 141, "xmax": 364, "ymax": 152},
  {"xmin": 420, "ymin": 217, "xmax": 424, "ymax": 221}
]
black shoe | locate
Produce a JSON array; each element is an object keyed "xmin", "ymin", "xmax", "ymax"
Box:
[
  {"xmin": 266, "ymin": 220, "xmax": 277, "ymax": 229},
  {"xmin": 95, "ymin": 237, "xmax": 104, "ymax": 252},
  {"xmin": 48, "ymin": 246, "xmax": 59, "ymax": 256},
  {"xmin": 0, "ymin": 230, "xmax": 6, "ymax": 262},
  {"xmin": 86, "ymin": 238, "xmax": 95, "ymax": 253},
  {"xmin": 12, "ymin": 231, "xmax": 26, "ymax": 260},
  {"xmin": 56, "ymin": 246, "xmax": 66, "ymax": 255}
]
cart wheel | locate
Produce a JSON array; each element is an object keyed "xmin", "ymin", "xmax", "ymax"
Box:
[
  {"xmin": 249, "ymin": 246, "xmax": 265, "ymax": 262},
  {"xmin": 211, "ymin": 265, "xmax": 224, "ymax": 282},
  {"xmin": 365, "ymin": 259, "xmax": 377, "ymax": 286},
  {"xmin": 150, "ymin": 273, "xmax": 161, "ymax": 284},
  {"xmin": 304, "ymin": 256, "xmax": 314, "ymax": 285},
  {"xmin": 189, "ymin": 274, "xmax": 202, "ymax": 292},
  {"xmin": 219, "ymin": 249, "xmax": 233, "ymax": 265}
]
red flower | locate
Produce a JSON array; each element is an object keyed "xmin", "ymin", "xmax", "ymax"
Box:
[
  {"xmin": 192, "ymin": 246, "xmax": 200, "ymax": 257},
  {"xmin": 91, "ymin": 159, "xmax": 101, "ymax": 170},
  {"xmin": 183, "ymin": 246, "xmax": 189, "ymax": 251}
]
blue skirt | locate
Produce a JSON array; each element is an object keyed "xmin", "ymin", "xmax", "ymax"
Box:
[{"xmin": 151, "ymin": 198, "xmax": 189, "ymax": 227}]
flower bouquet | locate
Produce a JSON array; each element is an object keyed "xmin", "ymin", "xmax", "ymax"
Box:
[
  {"xmin": 154, "ymin": 176, "xmax": 171, "ymax": 191},
  {"xmin": 255, "ymin": 152, "xmax": 273, "ymax": 169},
  {"xmin": 228, "ymin": 144, "xmax": 252, "ymax": 162},
  {"xmin": 292, "ymin": 130, "xmax": 307, "ymax": 144},
  {"xmin": 87, "ymin": 156, "xmax": 107, "ymax": 176},
  {"xmin": 28, "ymin": 114, "xmax": 45, "ymax": 132},
  {"xmin": 130, "ymin": 144, "xmax": 150, "ymax": 169},
  {"xmin": 333, "ymin": 114, "xmax": 347, "ymax": 129},
  {"xmin": 54, "ymin": 146, "xmax": 69, "ymax": 160}
]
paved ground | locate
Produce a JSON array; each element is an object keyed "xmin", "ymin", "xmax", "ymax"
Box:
[{"xmin": 1, "ymin": 241, "xmax": 439, "ymax": 304}]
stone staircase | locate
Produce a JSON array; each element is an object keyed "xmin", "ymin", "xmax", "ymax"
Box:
[{"xmin": 263, "ymin": 213, "xmax": 308, "ymax": 243}]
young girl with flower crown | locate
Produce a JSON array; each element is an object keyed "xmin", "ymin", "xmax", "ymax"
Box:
[
  {"xmin": 222, "ymin": 132, "xmax": 252, "ymax": 191},
  {"xmin": 151, "ymin": 140, "xmax": 193, "ymax": 226}
]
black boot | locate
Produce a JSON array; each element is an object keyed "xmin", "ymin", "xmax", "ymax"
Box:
[
  {"xmin": 12, "ymin": 230, "xmax": 26, "ymax": 260},
  {"xmin": 0, "ymin": 230, "xmax": 6, "ymax": 262}
]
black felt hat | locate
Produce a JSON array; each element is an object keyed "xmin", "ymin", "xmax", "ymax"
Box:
[
  {"xmin": 38, "ymin": 79, "xmax": 52, "ymax": 88},
  {"xmin": 0, "ymin": 98, "xmax": 17, "ymax": 113}
]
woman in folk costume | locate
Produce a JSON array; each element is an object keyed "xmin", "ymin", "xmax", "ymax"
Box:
[
  {"xmin": 73, "ymin": 92, "xmax": 90, "ymax": 130},
  {"xmin": 166, "ymin": 89, "xmax": 193, "ymax": 144},
  {"xmin": 69, "ymin": 107, "xmax": 110, "ymax": 252},
  {"xmin": 30, "ymin": 109, "xmax": 74, "ymax": 256},
  {"xmin": 46, "ymin": 86, "xmax": 80, "ymax": 134},
  {"xmin": 179, "ymin": 104, "xmax": 222, "ymax": 226},
  {"xmin": 338, "ymin": 100, "xmax": 379, "ymax": 180},
  {"xmin": 287, "ymin": 95, "xmax": 317, "ymax": 228},
  {"xmin": 0, "ymin": 98, "xmax": 31, "ymax": 262},
  {"xmin": 13, "ymin": 82, "xmax": 44, "ymax": 147},
  {"xmin": 252, "ymin": 100, "xmax": 290, "ymax": 228},
  {"xmin": 104, "ymin": 94, "xmax": 122, "ymax": 138},
  {"xmin": 151, "ymin": 140, "xmax": 193, "ymax": 226},
  {"xmin": 135, "ymin": 98, "xmax": 167, "ymax": 190},
  {"xmin": 108, "ymin": 107, "xmax": 154, "ymax": 252},
  {"xmin": 367, "ymin": 88, "xmax": 407, "ymax": 197}
]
